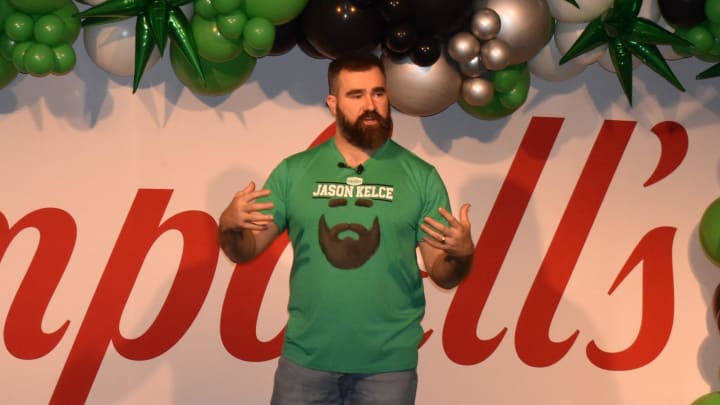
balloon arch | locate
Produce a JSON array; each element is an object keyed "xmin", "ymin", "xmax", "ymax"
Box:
[{"xmin": 1, "ymin": 0, "xmax": 720, "ymax": 118}]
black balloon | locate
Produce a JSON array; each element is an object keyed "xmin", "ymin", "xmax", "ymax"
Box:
[
  {"xmin": 405, "ymin": 0, "xmax": 473, "ymax": 35},
  {"xmin": 410, "ymin": 36, "xmax": 441, "ymax": 66},
  {"xmin": 657, "ymin": 0, "xmax": 707, "ymax": 28},
  {"xmin": 297, "ymin": 36, "xmax": 329, "ymax": 59},
  {"xmin": 379, "ymin": 0, "xmax": 410, "ymax": 23},
  {"xmin": 269, "ymin": 19, "xmax": 300, "ymax": 56},
  {"xmin": 301, "ymin": 0, "xmax": 386, "ymax": 59},
  {"xmin": 385, "ymin": 23, "xmax": 418, "ymax": 54}
]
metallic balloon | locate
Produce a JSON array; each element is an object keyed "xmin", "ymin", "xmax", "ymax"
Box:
[
  {"xmin": 83, "ymin": 16, "xmax": 161, "ymax": 77},
  {"xmin": 461, "ymin": 77, "xmax": 494, "ymax": 106},
  {"xmin": 480, "ymin": 38, "xmax": 510, "ymax": 70},
  {"xmin": 471, "ymin": 8, "xmax": 501, "ymax": 40},
  {"xmin": 382, "ymin": 51, "xmax": 462, "ymax": 116},
  {"xmin": 459, "ymin": 55, "xmax": 487, "ymax": 77},
  {"xmin": 448, "ymin": 32, "xmax": 481, "ymax": 64},
  {"xmin": 474, "ymin": 0, "xmax": 553, "ymax": 64}
]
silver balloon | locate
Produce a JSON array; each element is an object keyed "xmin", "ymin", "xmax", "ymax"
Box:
[
  {"xmin": 459, "ymin": 55, "xmax": 487, "ymax": 78},
  {"xmin": 480, "ymin": 38, "xmax": 510, "ymax": 71},
  {"xmin": 471, "ymin": 8, "xmax": 502, "ymax": 40},
  {"xmin": 474, "ymin": 0, "xmax": 553, "ymax": 64},
  {"xmin": 448, "ymin": 32, "xmax": 481, "ymax": 64},
  {"xmin": 382, "ymin": 52, "xmax": 462, "ymax": 117},
  {"xmin": 461, "ymin": 78, "xmax": 494, "ymax": 106}
]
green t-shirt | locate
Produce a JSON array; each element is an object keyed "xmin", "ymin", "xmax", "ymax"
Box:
[{"xmin": 261, "ymin": 137, "xmax": 450, "ymax": 373}]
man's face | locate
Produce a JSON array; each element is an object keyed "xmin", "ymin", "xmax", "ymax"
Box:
[{"xmin": 329, "ymin": 67, "xmax": 393, "ymax": 150}]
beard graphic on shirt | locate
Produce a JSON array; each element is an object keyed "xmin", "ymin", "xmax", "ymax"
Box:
[{"xmin": 318, "ymin": 214, "xmax": 380, "ymax": 269}]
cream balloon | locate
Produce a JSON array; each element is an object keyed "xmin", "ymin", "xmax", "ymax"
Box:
[
  {"xmin": 529, "ymin": 38, "xmax": 587, "ymax": 81},
  {"xmin": 545, "ymin": 0, "xmax": 613, "ymax": 23},
  {"xmin": 461, "ymin": 77, "xmax": 494, "ymax": 106},
  {"xmin": 382, "ymin": 52, "xmax": 462, "ymax": 117},
  {"xmin": 459, "ymin": 55, "xmax": 487, "ymax": 78},
  {"xmin": 554, "ymin": 21, "xmax": 605, "ymax": 66},
  {"xmin": 474, "ymin": 0, "xmax": 553, "ymax": 64},
  {"xmin": 480, "ymin": 38, "xmax": 510, "ymax": 70},
  {"xmin": 83, "ymin": 17, "xmax": 162, "ymax": 77},
  {"xmin": 471, "ymin": 8, "xmax": 502, "ymax": 40},
  {"xmin": 448, "ymin": 32, "xmax": 481, "ymax": 64}
]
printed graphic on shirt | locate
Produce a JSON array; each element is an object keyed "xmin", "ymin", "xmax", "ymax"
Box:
[
  {"xmin": 312, "ymin": 177, "xmax": 394, "ymax": 201},
  {"xmin": 314, "ymin": 176, "xmax": 392, "ymax": 269}
]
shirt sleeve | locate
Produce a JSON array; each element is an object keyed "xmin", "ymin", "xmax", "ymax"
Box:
[
  {"xmin": 416, "ymin": 167, "xmax": 451, "ymax": 243},
  {"xmin": 259, "ymin": 159, "xmax": 289, "ymax": 232}
]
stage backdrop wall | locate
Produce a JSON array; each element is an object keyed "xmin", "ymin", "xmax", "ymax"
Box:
[{"xmin": 2, "ymin": 39, "xmax": 720, "ymax": 405}]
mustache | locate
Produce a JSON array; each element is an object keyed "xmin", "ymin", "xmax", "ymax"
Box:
[{"xmin": 359, "ymin": 111, "xmax": 391, "ymax": 128}]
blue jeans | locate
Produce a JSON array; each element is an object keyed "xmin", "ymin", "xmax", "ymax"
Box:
[{"xmin": 270, "ymin": 356, "xmax": 417, "ymax": 405}]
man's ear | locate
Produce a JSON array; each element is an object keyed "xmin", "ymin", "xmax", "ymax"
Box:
[{"xmin": 326, "ymin": 94, "xmax": 337, "ymax": 116}]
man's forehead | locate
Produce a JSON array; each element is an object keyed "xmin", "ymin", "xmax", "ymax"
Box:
[{"xmin": 337, "ymin": 68, "xmax": 385, "ymax": 92}]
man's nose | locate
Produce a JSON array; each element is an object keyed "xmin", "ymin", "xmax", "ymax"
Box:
[{"xmin": 363, "ymin": 94, "xmax": 377, "ymax": 111}]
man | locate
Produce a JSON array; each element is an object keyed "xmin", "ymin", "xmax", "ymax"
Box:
[{"xmin": 218, "ymin": 54, "xmax": 474, "ymax": 404}]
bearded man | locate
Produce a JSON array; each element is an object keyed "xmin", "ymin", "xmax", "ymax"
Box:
[{"xmin": 218, "ymin": 54, "xmax": 475, "ymax": 405}]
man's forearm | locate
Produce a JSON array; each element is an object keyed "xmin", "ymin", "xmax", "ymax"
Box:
[
  {"xmin": 429, "ymin": 253, "xmax": 473, "ymax": 289},
  {"xmin": 218, "ymin": 227, "xmax": 257, "ymax": 263}
]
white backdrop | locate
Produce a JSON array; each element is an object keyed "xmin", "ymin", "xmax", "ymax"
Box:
[{"xmin": 1, "ymin": 36, "xmax": 720, "ymax": 405}]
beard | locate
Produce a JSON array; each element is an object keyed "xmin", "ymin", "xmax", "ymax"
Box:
[{"xmin": 336, "ymin": 107, "xmax": 393, "ymax": 150}]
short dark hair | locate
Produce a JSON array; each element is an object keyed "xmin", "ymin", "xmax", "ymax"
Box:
[{"xmin": 327, "ymin": 54, "xmax": 385, "ymax": 95}]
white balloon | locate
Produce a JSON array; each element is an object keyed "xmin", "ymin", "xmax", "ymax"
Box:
[
  {"xmin": 83, "ymin": 17, "xmax": 161, "ymax": 78},
  {"xmin": 554, "ymin": 22, "xmax": 605, "ymax": 66},
  {"xmin": 546, "ymin": 0, "xmax": 613, "ymax": 23},
  {"xmin": 638, "ymin": 0, "xmax": 660, "ymax": 21},
  {"xmin": 598, "ymin": 47, "xmax": 642, "ymax": 72},
  {"xmin": 529, "ymin": 38, "xmax": 587, "ymax": 81}
]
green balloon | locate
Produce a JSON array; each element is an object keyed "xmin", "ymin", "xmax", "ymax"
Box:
[
  {"xmin": 194, "ymin": 0, "xmax": 219, "ymax": 20},
  {"xmin": 11, "ymin": 40, "xmax": 31, "ymax": 72},
  {"xmin": 52, "ymin": 1, "xmax": 80, "ymax": 43},
  {"xmin": 0, "ymin": 0, "xmax": 14, "ymax": 28},
  {"xmin": 686, "ymin": 25, "xmax": 714, "ymax": 54},
  {"xmin": 244, "ymin": 0, "xmax": 307, "ymax": 25},
  {"xmin": 211, "ymin": 0, "xmax": 243, "ymax": 15},
  {"xmin": 192, "ymin": 15, "xmax": 242, "ymax": 62},
  {"xmin": 458, "ymin": 95, "xmax": 516, "ymax": 120},
  {"xmin": 33, "ymin": 14, "xmax": 66, "ymax": 46},
  {"xmin": 4, "ymin": 12, "xmax": 34, "ymax": 42},
  {"xmin": 7, "ymin": 0, "xmax": 69, "ymax": 14},
  {"xmin": 0, "ymin": 35, "xmax": 15, "ymax": 60},
  {"xmin": 217, "ymin": 9, "xmax": 247, "ymax": 40},
  {"xmin": 499, "ymin": 83, "xmax": 529, "ymax": 110},
  {"xmin": 692, "ymin": 392, "xmax": 720, "ymax": 405},
  {"xmin": 23, "ymin": 42, "xmax": 54, "ymax": 76},
  {"xmin": 242, "ymin": 17, "xmax": 274, "ymax": 56},
  {"xmin": 52, "ymin": 42, "xmax": 74, "ymax": 74},
  {"xmin": 707, "ymin": 0, "xmax": 720, "ymax": 24},
  {"xmin": 700, "ymin": 198, "xmax": 720, "ymax": 266},
  {"xmin": 170, "ymin": 41, "xmax": 256, "ymax": 96},
  {"xmin": 0, "ymin": 54, "xmax": 18, "ymax": 89}
]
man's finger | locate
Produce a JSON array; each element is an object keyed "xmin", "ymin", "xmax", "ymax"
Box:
[{"xmin": 459, "ymin": 203, "xmax": 471, "ymax": 226}]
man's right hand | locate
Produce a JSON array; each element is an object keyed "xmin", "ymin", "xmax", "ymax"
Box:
[
  {"xmin": 219, "ymin": 181, "xmax": 275, "ymax": 232},
  {"xmin": 218, "ymin": 181, "xmax": 280, "ymax": 263}
]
